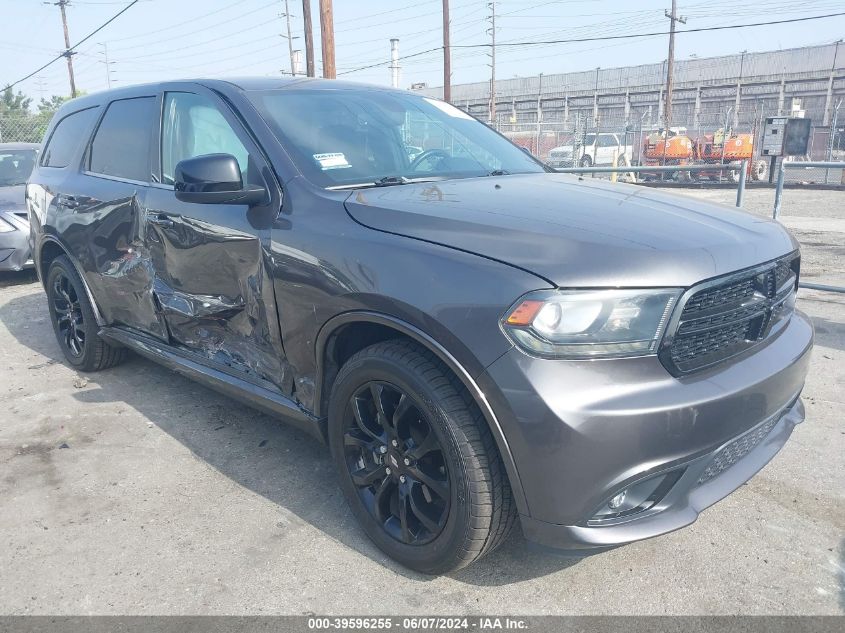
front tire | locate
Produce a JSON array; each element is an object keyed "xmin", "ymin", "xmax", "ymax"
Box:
[
  {"xmin": 328, "ymin": 339, "xmax": 516, "ymax": 574},
  {"xmin": 46, "ymin": 255, "xmax": 127, "ymax": 371}
]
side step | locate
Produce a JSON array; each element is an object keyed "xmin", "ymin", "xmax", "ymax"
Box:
[{"xmin": 99, "ymin": 326, "xmax": 325, "ymax": 443}]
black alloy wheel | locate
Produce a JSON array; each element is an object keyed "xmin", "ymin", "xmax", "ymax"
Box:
[
  {"xmin": 51, "ymin": 270, "xmax": 85, "ymax": 357},
  {"xmin": 343, "ymin": 381, "xmax": 450, "ymax": 545},
  {"xmin": 328, "ymin": 339, "xmax": 517, "ymax": 574},
  {"xmin": 46, "ymin": 255, "xmax": 127, "ymax": 371}
]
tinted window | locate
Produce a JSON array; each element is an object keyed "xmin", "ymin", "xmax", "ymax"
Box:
[
  {"xmin": 161, "ymin": 92, "xmax": 249, "ymax": 185},
  {"xmin": 41, "ymin": 107, "xmax": 99, "ymax": 168},
  {"xmin": 249, "ymin": 89, "xmax": 543, "ymax": 188},
  {"xmin": 89, "ymin": 97, "xmax": 156, "ymax": 181},
  {"xmin": 0, "ymin": 149, "xmax": 38, "ymax": 186}
]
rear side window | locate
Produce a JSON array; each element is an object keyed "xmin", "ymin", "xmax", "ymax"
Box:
[
  {"xmin": 41, "ymin": 107, "xmax": 99, "ymax": 168},
  {"xmin": 89, "ymin": 97, "xmax": 156, "ymax": 182}
]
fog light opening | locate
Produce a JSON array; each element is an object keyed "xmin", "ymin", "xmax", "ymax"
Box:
[
  {"xmin": 608, "ymin": 490, "xmax": 627, "ymax": 509},
  {"xmin": 588, "ymin": 469, "xmax": 684, "ymax": 525}
]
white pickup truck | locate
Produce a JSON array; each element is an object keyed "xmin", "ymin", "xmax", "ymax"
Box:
[{"xmin": 547, "ymin": 132, "xmax": 633, "ymax": 168}]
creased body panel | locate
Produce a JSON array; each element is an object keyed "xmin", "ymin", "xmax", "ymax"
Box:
[
  {"xmin": 144, "ymin": 189, "xmax": 289, "ymax": 391},
  {"xmin": 54, "ymin": 176, "xmax": 167, "ymax": 340}
]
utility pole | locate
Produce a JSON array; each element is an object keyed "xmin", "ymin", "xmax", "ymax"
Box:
[
  {"xmin": 54, "ymin": 0, "xmax": 77, "ymax": 98},
  {"xmin": 824, "ymin": 39, "xmax": 842, "ymax": 125},
  {"xmin": 663, "ymin": 0, "xmax": 685, "ymax": 131},
  {"xmin": 442, "ymin": 0, "xmax": 451, "ymax": 102},
  {"xmin": 99, "ymin": 42, "xmax": 115, "ymax": 88},
  {"xmin": 34, "ymin": 76, "xmax": 47, "ymax": 100},
  {"xmin": 389, "ymin": 39, "xmax": 400, "ymax": 88},
  {"xmin": 302, "ymin": 0, "xmax": 315, "ymax": 77},
  {"xmin": 734, "ymin": 49, "xmax": 747, "ymax": 129},
  {"xmin": 319, "ymin": 0, "xmax": 335, "ymax": 79},
  {"xmin": 487, "ymin": 1, "xmax": 496, "ymax": 126},
  {"xmin": 282, "ymin": 0, "xmax": 296, "ymax": 76},
  {"xmin": 534, "ymin": 73, "xmax": 543, "ymax": 155}
]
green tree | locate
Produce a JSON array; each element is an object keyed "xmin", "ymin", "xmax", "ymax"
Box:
[
  {"xmin": 0, "ymin": 87, "xmax": 32, "ymax": 116},
  {"xmin": 37, "ymin": 95, "xmax": 70, "ymax": 115}
]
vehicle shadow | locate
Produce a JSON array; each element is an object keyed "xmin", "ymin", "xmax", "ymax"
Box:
[
  {"xmin": 0, "ymin": 269, "xmax": 38, "ymax": 289},
  {"xmin": 0, "ymin": 290, "xmax": 582, "ymax": 585},
  {"xmin": 808, "ymin": 315, "xmax": 845, "ymax": 353}
]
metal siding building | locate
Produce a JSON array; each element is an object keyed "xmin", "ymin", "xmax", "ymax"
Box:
[{"xmin": 419, "ymin": 43, "xmax": 844, "ymax": 129}]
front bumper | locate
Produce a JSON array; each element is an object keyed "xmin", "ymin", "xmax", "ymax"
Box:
[
  {"xmin": 0, "ymin": 211, "xmax": 33, "ymax": 271},
  {"xmin": 479, "ymin": 310, "xmax": 813, "ymax": 551}
]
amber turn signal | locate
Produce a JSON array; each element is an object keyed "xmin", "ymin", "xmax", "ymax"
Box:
[{"xmin": 505, "ymin": 300, "xmax": 544, "ymax": 326}]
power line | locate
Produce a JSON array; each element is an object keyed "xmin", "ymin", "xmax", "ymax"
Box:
[
  {"xmin": 451, "ymin": 11, "xmax": 845, "ymax": 48},
  {"xmin": 338, "ymin": 11, "xmax": 845, "ymax": 77},
  {"xmin": 3, "ymin": 0, "xmax": 140, "ymax": 92}
]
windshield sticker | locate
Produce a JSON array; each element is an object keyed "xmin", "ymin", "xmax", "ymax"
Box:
[
  {"xmin": 313, "ymin": 152, "xmax": 352, "ymax": 170},
  {"xmin": 423, "ymin": 98, "xmax": 474, "ymax": 120}
]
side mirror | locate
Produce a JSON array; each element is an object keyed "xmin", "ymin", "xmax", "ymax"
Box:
[{"xmin": 174, "ymin": 153, "xmax": 266, "ymax": 206}]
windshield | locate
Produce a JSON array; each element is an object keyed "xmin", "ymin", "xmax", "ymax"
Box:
[
  {"xmin": 248, "ymin": 88, "xmax": 545, "ymax": 188},
  {"xmin": 0, "ymin": 149, "xmax": 37, "ymax": 187}
]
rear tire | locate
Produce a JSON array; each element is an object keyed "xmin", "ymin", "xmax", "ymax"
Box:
[
  {"xmin": 46, "ymin": 255, "xmax": 127, "ymax": 371},
  {"xmin": 328, "ymin": 339, "xmax": 516, "ymax": 574}
]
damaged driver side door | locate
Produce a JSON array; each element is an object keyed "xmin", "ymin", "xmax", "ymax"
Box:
[{"xmin": 143, "ymin": 88, "xmax": 289, "ymax": 393}]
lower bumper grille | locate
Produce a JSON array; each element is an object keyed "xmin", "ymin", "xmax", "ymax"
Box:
[{"xmin": 697, "ymin": 415, "xmax": 780, "ymax": 484}]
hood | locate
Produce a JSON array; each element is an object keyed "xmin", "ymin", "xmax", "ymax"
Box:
[
  {"xmin": 0, "ymin": 185, "xmax": 26, "ymax": 211},
  {"xmin": 344, "ymin": 173, "xmax": 797, "ymax": 288}
]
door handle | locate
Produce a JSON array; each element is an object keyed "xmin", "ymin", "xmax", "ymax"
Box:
[
  {"xmin": 147, "ymin": 213, "xmax": 175, "ymax": 228},
  {"xmin": 58, "ymin": 194, "xmax": 79, "ymax": 209}
]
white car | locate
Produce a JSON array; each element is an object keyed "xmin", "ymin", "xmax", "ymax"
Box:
[{"xmin": 547, "ymin": 132, "xmax": 632, "ymax": 168}]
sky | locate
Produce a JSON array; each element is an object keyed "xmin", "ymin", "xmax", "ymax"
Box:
[{"xmin": 1, "ymin": 0, "xmax": 843, "ymax": 104}]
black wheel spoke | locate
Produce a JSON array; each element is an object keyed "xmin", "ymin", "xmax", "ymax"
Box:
[
  {"xmin": 392, "ymin": 392, "xmax": 412, "ymax": 428},
  {"xmin": 409, "ymin": 489, "xmax": 441, "ymax": 534},
  {"xmin": 370, "ymin": 383, "xmax": 394, "ymax": 436},
  {"xmin": 351, "ymin": 463, "xmax": 386, "ymax": 488},
  {"xmin": 372, "ymin": 477, "xmax": 394, "ymax": 525},
  {"xmin": 408, "ymin": 465, "xmax": 449, "ymax": 501},
  {"xmin": 407, "ymin": 430, "xmax": 439, "ymax": 460},
  {"xmin": 398, "ymin": 492, "xmax": 412, "ymax": 543},
  {"xmin": 352, "ymin": 396, "xmax": 382, "ymax": 441},
  {"xmin": 344, "ymin": 429, "xmax": 375, "ymax": 451}
]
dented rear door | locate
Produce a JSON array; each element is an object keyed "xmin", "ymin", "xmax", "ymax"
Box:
[{"xmin": 143, "ymin": 88, "xmax": 288, "ymax": 391}]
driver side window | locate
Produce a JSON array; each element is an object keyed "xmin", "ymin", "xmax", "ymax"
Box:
[
  {"xmin": 401, "ymin": 111, "xmax": 501, "ymax": 173},
  {"xmin": 161, "ymin": 92, "xmax": 250, "ymax": 185}
]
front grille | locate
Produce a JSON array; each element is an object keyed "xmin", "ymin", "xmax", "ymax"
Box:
[
  {"xmin": 661, "ymin": 253, "xmax": 799, "ymax": 374},
  {"xmin": 698, "ymin": 414, "xmax": 780, "ymax": 484}
]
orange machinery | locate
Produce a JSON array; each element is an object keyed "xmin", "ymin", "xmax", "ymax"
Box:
[
  {"xmin": 693, "ymin": 129, "xmax": 768, "ymax": 181},
  {"xmin": 641, "ymin": 127, "xmax": 695, "ymax": 180}
]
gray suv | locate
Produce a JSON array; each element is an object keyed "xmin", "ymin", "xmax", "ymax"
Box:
[{"xmin": 26, "ymin": 79, "xmax": 812, "ymax": 574}]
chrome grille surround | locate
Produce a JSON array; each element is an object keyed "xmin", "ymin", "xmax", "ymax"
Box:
[{"xmin": 659, "ymin": 252, "xmax": 800, "ymax": 375}]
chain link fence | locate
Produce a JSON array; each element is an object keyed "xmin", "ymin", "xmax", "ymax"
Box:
[
  {"xmin": 0, "ymin": 114, "xmax": 52, "ymax": 145},
  {"xmin": 492, "ymin": 105, "xmax": 845, "ymax": 186}
]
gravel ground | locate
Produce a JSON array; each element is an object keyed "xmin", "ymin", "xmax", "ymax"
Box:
[
  {"xmin": 0, "ymin": 188, "xmax": 842, "ymax": 615},
  {"xmin": 674, "ymin": 187, "xmax": 845, "ymax": 287}
]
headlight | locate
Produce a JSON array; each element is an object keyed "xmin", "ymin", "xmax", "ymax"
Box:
[
  {"xmin": 0, "ymin": 216, "xmax": 17, "ymax": 233},
  {"xmin": 502, "ymin": 288, "xmax": 681, "ymax": 359}
]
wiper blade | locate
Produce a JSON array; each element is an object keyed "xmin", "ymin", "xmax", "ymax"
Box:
[
  {"xmin": 488, "ymin": 169, "xmax": 509, "ymax": 176},
  {"xmin": 327, "ymin": 176, "xmax": 449, "ymax": 191},
  {"xmin": 373, "ymin": 175, "xmax": 410, "ymax": 187}
]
